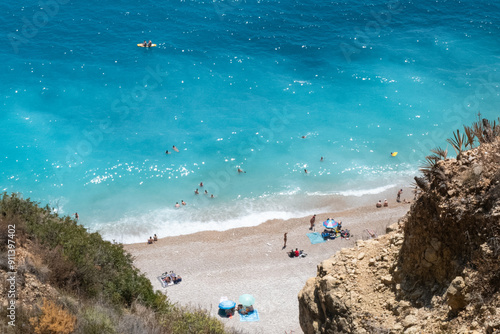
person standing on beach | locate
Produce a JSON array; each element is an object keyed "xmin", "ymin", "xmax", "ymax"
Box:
[
  {"xmin": 397, "ymin": 189, "xmax": 403, "ymax": 203},
  {"xmin": 283, "ymin": 232, "xmax": 288, "ymax": 249},
  {"xmin": 309, "ymin": 214, "xmax": 316, "ymax": 230}
]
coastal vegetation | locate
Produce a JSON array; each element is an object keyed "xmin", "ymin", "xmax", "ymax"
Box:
[{"xmin": 0, "ymin": 193, "xmax": 238, "ymax": 334}]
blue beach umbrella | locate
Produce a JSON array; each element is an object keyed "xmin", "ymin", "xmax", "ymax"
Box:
[
  {"xmin": 323, "ymin": 219, "xmax": 338, "ymax": 229},
  {"xmin": 239, "ymin": 294, "xmax": 255, "ymax": 307},
  {"xmin": 219, "ymin": 300, "xmax": 236, "ymax": 310}
]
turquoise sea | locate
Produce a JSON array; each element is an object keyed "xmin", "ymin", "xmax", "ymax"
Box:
[{"xmin": 1, "ymin": 0, "xmax": 499, "ymax": 242}]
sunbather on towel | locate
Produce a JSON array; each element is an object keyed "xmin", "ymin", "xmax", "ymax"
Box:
[
  {"xmin": 173, "ymin": 275, "xmax": 182, "ymax": 284},
  {"xmin": 238, "ymin": 304, "xmax": 253, "ymax": 315}
]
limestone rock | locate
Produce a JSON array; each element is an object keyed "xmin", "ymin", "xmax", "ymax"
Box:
[
  {"xmin": 381, "ymin": 275, "xmax": 393, "ymax": 285},
  {"xmin": 298, "ymin": 136, "xmax": 500, "ymax": 334},
  {"xmin": 446, "ymin": 276, "xmax": 467, "ymax": 311}
]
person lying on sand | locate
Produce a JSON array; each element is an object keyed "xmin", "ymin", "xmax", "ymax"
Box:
[{"xmin": 238, "ymin": 304, "xmax": 254, "ymax": 315}]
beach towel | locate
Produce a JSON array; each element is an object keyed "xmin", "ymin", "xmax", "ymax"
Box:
[
  {"xmin": 157, "ymin": 272, "xmax": 179, "ymax": 287},
  {"xmin": 240, "ymin": 310, "xmax": 259, "ymax": 322},
  {"xmin": 307, "ymin": 232, "xmax": 326, "ymax": 244},
  {"xmin": 157, "ymin": 276, "xmax": 173, "ymax": 288}
]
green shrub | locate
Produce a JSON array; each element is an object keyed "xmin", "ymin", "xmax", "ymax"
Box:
[
  {"xmin": 79, "ymin": 306, "xmax": 116, "ymax": 334},
  {"xmin": 0, "ymin": 193, "xmax": 234, "ymax": 334}
]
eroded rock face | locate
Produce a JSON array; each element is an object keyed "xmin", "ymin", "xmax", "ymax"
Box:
[{"xmin": 298, "ymin": 137, "xmax": 500, "ymax": 333}]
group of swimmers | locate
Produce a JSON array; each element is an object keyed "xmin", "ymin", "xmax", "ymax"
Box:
[
  {"xmin": 175, "ymin": 200, "xmax": 187, "ymax": 208},
  {"xmin": 166, "ymin": 147, "xmax": 249, "ymax": 206},
  {"xmin": 194, "ymin": 181, "xmax": 215, "ymax": 198},
  {"xmin": 165, "ymin": 145, "xmax": 178, "ymax": 154},
  {"xmin": 304, "ymin": 156, "xmax": 325, "ymax": 174}
]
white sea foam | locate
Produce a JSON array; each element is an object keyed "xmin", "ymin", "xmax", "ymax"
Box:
[
  {"xmin": 336, "ymin": 184, "xmax": 398, "ymax": 197},
  {"xmin": 97, "ymin": 205, "xmax": 314, "ymax": 244}
]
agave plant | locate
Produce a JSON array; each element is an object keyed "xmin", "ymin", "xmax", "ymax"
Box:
[
  {"xmin": 494, "ymin": 117, "xmax": 500, "ymax": 137},
  {"xmin": 420, "ymin": 156, "xmax": 439, "ymax": 180},
  {"xmin": 463, "ymin": 125, "xmax": 476, "ymax": 149},
  {"xmin": 447, "ymin": 129, "xmax": 466, "ymax": 159},
  {"xmin": 430, "ymin": 146, "xmax": 448, "ymax": 160},
  {"xmin": 472, "ymin": 121, "xmax": 486, "ymax": 143}
]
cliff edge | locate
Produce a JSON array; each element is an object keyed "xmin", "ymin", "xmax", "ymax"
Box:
[{"xmin": 299, "ymin": 127, "xmax": 500, "ymax": 333}]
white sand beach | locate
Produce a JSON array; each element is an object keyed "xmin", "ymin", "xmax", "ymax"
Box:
[{"xmin": 125, "ymin": 190, "xmax": 413, "ymax": 334}]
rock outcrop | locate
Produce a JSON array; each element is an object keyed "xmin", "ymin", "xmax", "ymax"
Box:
[{"xmin": 299, "ymin": 136, "xmax": 500, "ymax": 333}]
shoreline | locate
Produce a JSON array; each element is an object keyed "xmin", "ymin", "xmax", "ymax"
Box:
[
  {"xmin": 106, "ymin": 183, "xmax": 415, "ymax": 244},
  {"xmin": 125, "ymin": 190, "xmax": 414, "ymax": 333}
]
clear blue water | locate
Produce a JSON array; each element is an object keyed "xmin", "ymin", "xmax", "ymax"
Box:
[{"xmin": 1, "ymin": 0, "xmax": 500, "ymax": 242}]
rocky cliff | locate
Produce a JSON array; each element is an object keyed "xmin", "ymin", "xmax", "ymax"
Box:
[{"xmin": 298, "ymin": 130, "xmax": 500, "ymax": 333}]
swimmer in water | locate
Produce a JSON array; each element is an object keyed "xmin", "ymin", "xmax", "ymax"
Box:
[
  {"xmin": 181, "ymin": 200, "xmax": 186, "ymax": 205},
  {"xmin": 237, "ymin": 168, "xmax": 246, "ymax": 173}
]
